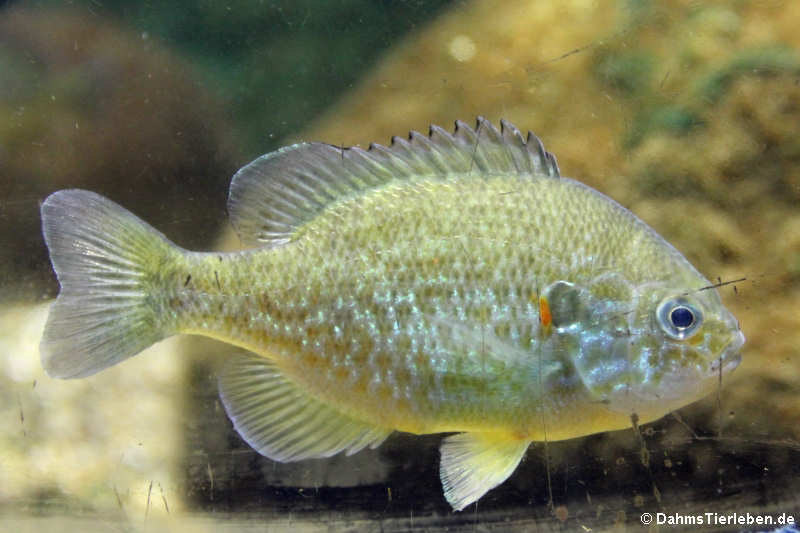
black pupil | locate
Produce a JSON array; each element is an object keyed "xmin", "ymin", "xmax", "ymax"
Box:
[{"xmin": 670, "ymin": 306, "xmax": 694, "ymax": 329}]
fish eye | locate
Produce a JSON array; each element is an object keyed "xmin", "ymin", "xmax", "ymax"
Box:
[
  {"xmin": 670, "ymin": 306, "xmax": 694, "ymax": 329},
  {"xmin": 657, "ymin": 297, "xmax": 703, "ymax": 340}
]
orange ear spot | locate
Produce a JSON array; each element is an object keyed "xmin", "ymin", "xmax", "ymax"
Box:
[{"xmin": 539, "ymin": 295, "xmax": 552, "ymax": 330}]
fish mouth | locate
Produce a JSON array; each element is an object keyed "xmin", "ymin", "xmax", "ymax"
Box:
[{"xmin": 709, "ymin": 330, "xmax": 745, "ymax": 375}]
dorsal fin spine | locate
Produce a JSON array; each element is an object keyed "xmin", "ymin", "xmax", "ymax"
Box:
[
  {"xmin": 501, "ymin": 120, "xmax": 532, "ymax": 173},
  {"xmin": 476, "ymin": 117, "xmax": 515, "ymax": 171},
  {"xmin": 411, "ymin": 130, "xmax": 455, "ymax": 174}
]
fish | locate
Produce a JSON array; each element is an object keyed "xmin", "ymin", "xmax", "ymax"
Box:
[{"xmin": 39, "ymin": 117, "xmax": 745, "ymax": 511}]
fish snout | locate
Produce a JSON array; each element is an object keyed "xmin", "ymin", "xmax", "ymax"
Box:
[{"xmin": 709, "ymin": 329, "xmax": 745, "ymax": 375}]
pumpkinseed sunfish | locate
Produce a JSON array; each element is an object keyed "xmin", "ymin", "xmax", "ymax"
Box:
[{"xmin": 40, "ymin": 117, "xmax": 744, "ymax": 510}]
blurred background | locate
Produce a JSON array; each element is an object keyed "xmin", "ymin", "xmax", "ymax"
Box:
[{"xmin": 1, "ymin": 0, "xmax": 799, "ymax": 531}]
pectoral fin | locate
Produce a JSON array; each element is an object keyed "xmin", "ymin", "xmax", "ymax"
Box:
[
  {"xmin": 218, "ymin": 353, "xmax": 392, "ymax": 462},
  {"xmin": 439, "ymin": 432, "xmax": 531, "ymax": 511}
]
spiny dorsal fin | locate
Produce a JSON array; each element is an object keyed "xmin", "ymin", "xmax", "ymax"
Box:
[
  {"xmin": 218, "ymin": 352, "xmax": 392, "ymax": 462},
  {"xmin": 227, "ymin": 117, "xmax": 560, "ymax": 246}
]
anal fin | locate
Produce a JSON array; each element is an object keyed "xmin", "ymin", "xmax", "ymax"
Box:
[
  {"xmin": 218, "ymin": 353, "xmax": 391, "ymax": 462},
  {"xmin": 439, "ymin": 432, "xmax": 531, "ymax": 511}
]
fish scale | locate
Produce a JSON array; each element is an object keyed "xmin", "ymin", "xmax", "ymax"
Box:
[
  {"xmin": 167, "ymin": 178, "xmax": 658, "ymax": 428},
  {"xmin": 39, "ymin": 117, "xmax": 743, "ymax": 511}
]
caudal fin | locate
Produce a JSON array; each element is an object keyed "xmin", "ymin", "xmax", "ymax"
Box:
[{"xmin": 40, "ymin": 190, "xmax": 177, "ymax": 378}]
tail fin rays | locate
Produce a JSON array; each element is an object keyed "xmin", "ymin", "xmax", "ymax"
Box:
[{"xmin": 40, "ymin": 189, "xmax": 176, "ymax": 378}]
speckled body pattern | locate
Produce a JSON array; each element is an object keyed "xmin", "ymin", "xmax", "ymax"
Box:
[
  {"xmin": 165, "ymin": 175, "xmax": 719, "ymax": 439},
  {"xmin": 40, "ymin": 118, "xmax": 744, "ymax": 510}
]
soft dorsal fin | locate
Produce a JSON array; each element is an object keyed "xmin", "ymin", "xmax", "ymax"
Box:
[
  {"xmin": 218, "ymin": 352, "xmax": 391, "ymax": 462},
  {"xmin": 227, "ymin": 117, "xmax": 560, "ymax": 246}
]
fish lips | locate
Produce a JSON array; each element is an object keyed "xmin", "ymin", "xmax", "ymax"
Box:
[{"xmin": 709, "ymin": 329, "xmax": 745, "ymax": 376}]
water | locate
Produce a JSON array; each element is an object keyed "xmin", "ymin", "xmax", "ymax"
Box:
[{"xmin": 2, "ymin": 1, "xmax": 799, "ymax": 531}]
